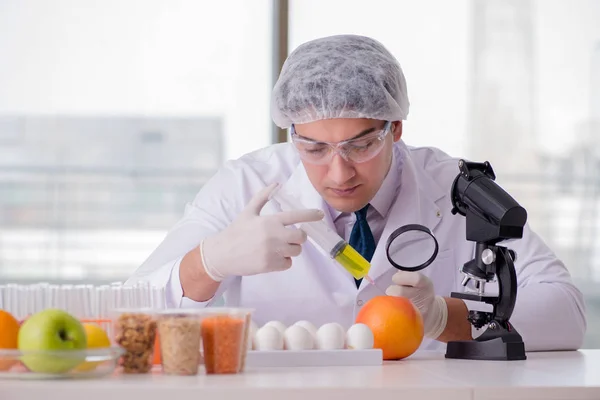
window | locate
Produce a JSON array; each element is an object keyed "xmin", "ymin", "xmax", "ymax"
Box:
[{"xmin": 0, "ymin": 0, "xmax": 273, "ymax": 283}]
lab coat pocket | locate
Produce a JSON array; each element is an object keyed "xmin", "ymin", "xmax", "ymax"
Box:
[{"xmin": 421, "ymin": 248, "xmax": 456, "ymax": 297}]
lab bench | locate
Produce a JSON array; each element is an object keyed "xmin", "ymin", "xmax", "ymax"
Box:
[{"xmin": 2, "ymin": 349, "xmax": 599, "ymax": 400}]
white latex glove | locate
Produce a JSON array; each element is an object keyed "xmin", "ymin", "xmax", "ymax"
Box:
[
  {"xmin": 385, "ymin": 271, "xmax": 448, "ymax": 340},
  {"xmin": 200, "ymin": 183, "xmax": 325, "ymax": 282}
]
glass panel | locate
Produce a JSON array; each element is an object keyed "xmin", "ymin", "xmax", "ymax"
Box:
[{"xmin": 0, "ymin": 0, "xmax": 273, "ymax": 283}]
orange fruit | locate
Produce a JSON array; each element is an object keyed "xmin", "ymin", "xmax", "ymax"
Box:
[
  {"xmin": 355, "ymin": 295, "xmax": 424, "ymax": 360},
  {"xmin": 0, "ymin": 310, "xmax": 19, "ymax": 349},
  {"xmin": 0, "ymin": 310, "xmax": 20, "ymax": 371}
]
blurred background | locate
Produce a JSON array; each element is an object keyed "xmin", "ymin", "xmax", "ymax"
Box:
[{"xmin": 0, "ymin": 0, "xmax": 598, "ymax": 345}]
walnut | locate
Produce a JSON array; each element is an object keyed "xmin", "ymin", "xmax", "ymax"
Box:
[{"xmin": 115, "ymin": 312, "xmax": 157, "ymax": 373}]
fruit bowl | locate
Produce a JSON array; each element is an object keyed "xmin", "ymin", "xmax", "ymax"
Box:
[{"xmin": 0, "ymin": 347, "xmax": 124, "ymax": 380}]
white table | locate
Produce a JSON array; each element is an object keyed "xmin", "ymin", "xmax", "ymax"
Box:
[{"xmin": 2, "ymin": 349, "xmax": 599, "ymax": 400}]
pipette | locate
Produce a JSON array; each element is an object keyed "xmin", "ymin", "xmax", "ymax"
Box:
[{"xmin": 269, "ymin": 185, "xmax": 380, "ymax": 289}]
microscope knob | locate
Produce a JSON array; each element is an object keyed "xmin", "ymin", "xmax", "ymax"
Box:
[
  {"xmin": 508, "ymin": 249, "xmax": 517, "ymax": 262},
  {"xmin": 467, "ymin": 311, "xmax": 492, "ymax": 329},
  {"xmin": 481, "ymin": 248, "xmax": 495, "ymax": 265}
]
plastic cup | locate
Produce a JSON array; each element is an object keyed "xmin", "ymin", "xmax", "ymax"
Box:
[
  {"xmin": 200, "ymin": 308, "xmax": 252, "ymax": 374},
  {"xmin": 156, "ymin": 310, "xmax": 203, "ymax": 376},
  {"xmin": 238, "ymin": 309, "xmax": 254, "ymax": 372},
  {"xmin": 112, "ymin": 308, "xmax": 157, "ymax": 374}
]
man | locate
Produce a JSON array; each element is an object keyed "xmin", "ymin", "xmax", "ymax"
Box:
[{"xmin": 127, "ymin": 34, "xmax": 586, "ymax": 352}]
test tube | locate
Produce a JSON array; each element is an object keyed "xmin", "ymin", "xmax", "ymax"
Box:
[
  {"xmin": 18, "ymin": 285, "xmax": 30, "ymax": 320},
  {"xmin": 150, "ymin": 285, "xmax": 166, "ymax": 309},
  {"xmin": 122, "ymin": 286, "xmax": 133, "ymax": 308},
  {"xmin": 96, "ymin": 285, "xmax": 108, "ymax": 317},
  {"xmin": 33, "ymin": 283, "xmax": 47, "ymax": 314},
  {"xmin": 135, "ymin": 281, "xmax": 150, "ymax": 308},
  {"xmin": 269, "ymin": 186, "xmax": 375, "ymax": 284},
  {"xmin": 73, "ymin": 284, "xmax": 86, "ymax": 318},
  {"xmin": 96, "ymin": 285, "xmax": 111, "ymax": 336},
  {"xmin": 110, "ymin": 283, "xmax": 122, "ymax": 310},
  {"xmin": 60, "ymin": 284, "xmax": 73, "ymax": 313},
  {"xmin": 4, "ymin": 284, "xmax": 17, "ymax": 316},
  {"xmin": 88, "ymin": 284, "xmax": 97, "ymax": 320},
  {"xmin": 46, "ymin": 284, "xmax": 59, "ymax": 309}
]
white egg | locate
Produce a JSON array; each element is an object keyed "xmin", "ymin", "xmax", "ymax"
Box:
[
  {"xmin": 283, "ymin": 325, "xmax": 314, "ymax": 350},
  {"xmin": 315, "ymin": 322, "xmax": 346, "ymax": 350},
  {"xmin": 263, "ymin": 320, "xmax": 287, "ymax": 336},
  {"xmin": 293, "ymin": 320, "xmax": 318, "ymax": 339},
  {"xmin": 247, "ymin": 320, "xmax": 258, "ymax": 350},
  {"xmin": 345, "ymin": 323, "xmax": 374, "ymax": 350},
  {"xmin": 254, "ymin": 325, "xmax": 284, "ymax": 351}
]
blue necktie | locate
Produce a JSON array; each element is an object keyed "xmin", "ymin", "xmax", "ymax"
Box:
[{"xmin": 348, "ymin": 204, "xmax": 376, "ymax": 288}]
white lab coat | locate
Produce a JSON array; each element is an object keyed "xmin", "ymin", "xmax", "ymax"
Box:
[{"xmin": 127, "ymin": 140, "xmax": 586, "ymax": 352}]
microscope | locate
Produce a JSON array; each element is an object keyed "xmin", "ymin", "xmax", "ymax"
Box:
[
  {"xmin": 385, "ymin": 158, "xmax": 528, "ymax": 360},
  {"xmin": 445, "ymin": 159, "xmax": 528, "ymax": 361}
]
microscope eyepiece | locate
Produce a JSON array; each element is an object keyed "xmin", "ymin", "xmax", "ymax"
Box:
[{"xmin": 451, "ymin": 160, "xmax": 527, "ymax": 244}]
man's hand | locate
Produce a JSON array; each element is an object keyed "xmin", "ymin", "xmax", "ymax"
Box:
[
  {"xmin": 201, "ymin": 183, "xmax": 325, "ymax": 282},
  {"xmin": 385, "ymin": 270, "xmax": 448, "ymax": 339}
]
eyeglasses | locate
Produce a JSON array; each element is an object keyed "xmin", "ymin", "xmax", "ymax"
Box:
[{"xmin": 290, "ymin": 121, "xmax": 393, "ymax": 165}]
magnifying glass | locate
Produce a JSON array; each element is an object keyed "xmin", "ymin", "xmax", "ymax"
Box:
[{"xmin": 385, "ymin": 224, "xmax": 439, "ymax": 272}]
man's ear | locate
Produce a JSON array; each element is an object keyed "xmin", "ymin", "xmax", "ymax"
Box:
[{"xmin": 392, "ymin": 121, "xmax": 403, "ymax": 142}]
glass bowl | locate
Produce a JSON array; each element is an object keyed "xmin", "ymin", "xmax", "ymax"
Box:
[{"xmin": 0, "ymin": 347, "xmax": 124, "ymax": 380}]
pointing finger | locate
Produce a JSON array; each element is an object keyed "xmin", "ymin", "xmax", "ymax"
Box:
[
  {"xmin": 244, "ymin": 183, "xmax": 280, "ymax": 216},
  {"xmin": 276, "ymin": 209, "xmax": 325, "ymax": 226}
]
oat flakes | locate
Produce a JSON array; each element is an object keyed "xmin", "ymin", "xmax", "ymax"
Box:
[{"xmin": 158, "ymin": 315, "xmax": 201, "ymax": 375}]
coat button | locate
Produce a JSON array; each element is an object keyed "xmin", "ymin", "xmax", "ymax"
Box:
[{"xmin": 357, "ymin": 300, "xmax": 364, "ymax": 306}]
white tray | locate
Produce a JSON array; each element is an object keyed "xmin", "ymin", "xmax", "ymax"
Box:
[{"xmin": 244, "ymin": 349, "xmax": 383, "ymax": 368}]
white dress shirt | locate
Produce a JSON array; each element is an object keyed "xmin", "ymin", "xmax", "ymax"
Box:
[{"xmin": 329, "ymin": 154, "xmax": 401, "ymax": 246}]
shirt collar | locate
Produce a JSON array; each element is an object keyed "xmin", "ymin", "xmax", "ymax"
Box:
[{"xmin": 327, "ymin": 146, "xmax": 402, "ymax": 221}]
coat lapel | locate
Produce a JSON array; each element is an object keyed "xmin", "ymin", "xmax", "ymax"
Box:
[
  {"xmin": 278, "ymin": 162, "xmax": 356, "ymax": 285},
  {"xmin": 278, "ymin": 142, "xmax": 449, "ymax": 291},
  {"xmin": 360, "ymin": 143, "xmax": 447, "ymax": 288}
]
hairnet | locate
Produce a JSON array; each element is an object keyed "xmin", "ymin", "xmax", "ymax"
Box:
[{"xmin": 271, "ymin": 34, "xmax": 410, "ymax": 128}]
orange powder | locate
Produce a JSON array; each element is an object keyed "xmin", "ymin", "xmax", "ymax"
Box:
[{"xmin": 201, "ymin": 315, "xmax": 245, "ymax": 374}]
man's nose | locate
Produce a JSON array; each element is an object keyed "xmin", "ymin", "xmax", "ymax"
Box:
[{"xmin": 327, "ymin": 153, "xmax": 356, "ymax": 185}]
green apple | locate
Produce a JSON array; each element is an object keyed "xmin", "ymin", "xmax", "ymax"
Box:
[{"xmin": 18, "ymin": 309, "xmax": 87, "ymax": 374}]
